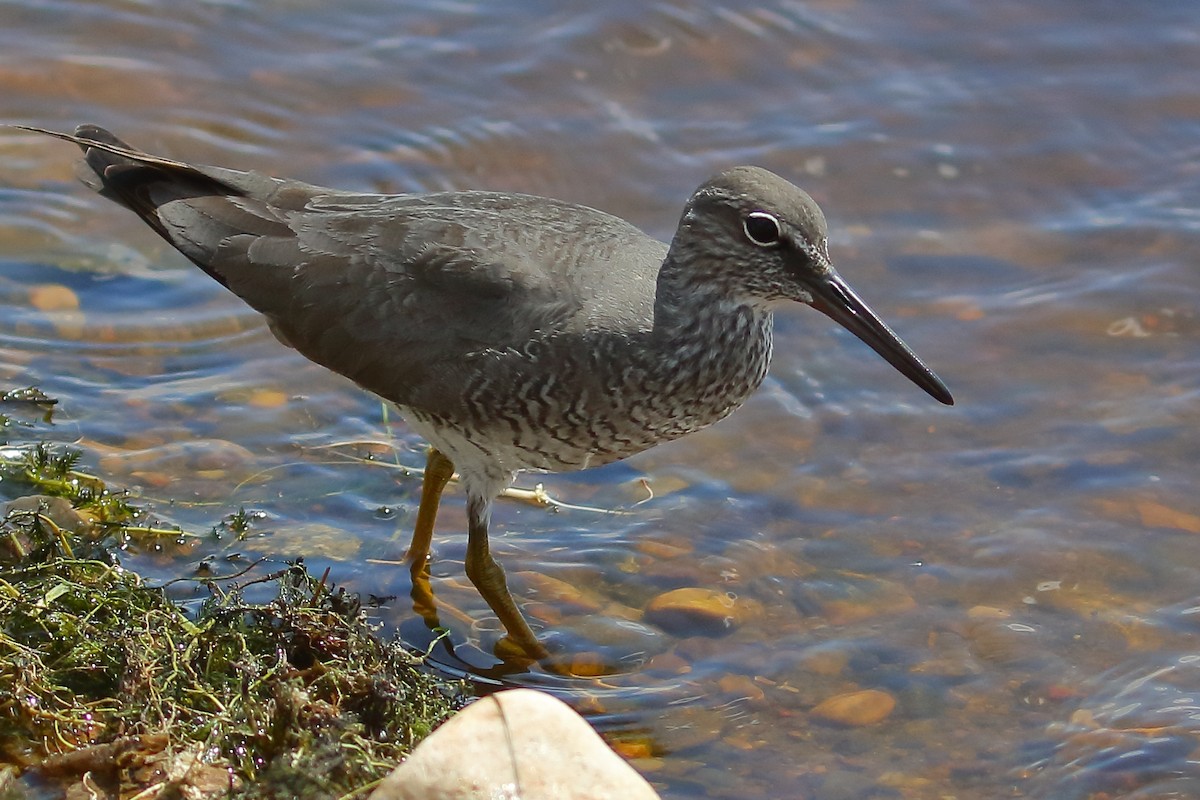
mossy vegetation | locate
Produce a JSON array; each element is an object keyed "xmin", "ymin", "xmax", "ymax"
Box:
[{"xmin": 0, "ymin": 388, "xmax": 467, "ymax": 800}]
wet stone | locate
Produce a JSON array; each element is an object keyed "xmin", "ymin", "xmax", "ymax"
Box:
[
  {"xmin": 4, "ymin": 495, "xmax": 92, "ymax": 535},
  {"xmin": 965, "ymin": 618, "xmax": 1046, "ymax": 666},
  {"xmin": 910, "ymin": 638, "xmax": 980, "ymax": 679},
  {"xmin": 798, "ymin": 647, "xmax": 851, "ymax": 677},
  {"xmin": 672, "ymin": 634, "xmax": 735, "ymax": 663},
  {"xmin": 658, "ymin": 706, "xmax": 725, "ymax": 752},
  {"xmin": 638, "ymin": 557, "xmax": 715, "ymax": 585},
  {"xmin": 723, "ymin": 539, "xmax": 816, "ymax": 582},
  {"xmin": 565, "ymin": 652, "xmax": 616, "ymax": 678},
  {"xmin": 642, "ymin": 651, "xmax": 690, "ymax": 675},
  {"xmin": 260, "ymin": 523, "xmax": 361, "ymax": 560},
  {"xmin": 97, "ymin": 439, "xmax": 257, "ymax": 483},
  {"xmin": 565, "ymin": 614, "xmax": 665, "ymax": 654},
  {"xmin": 717, "ymin": 673, "xmax": 766, "ymax": 704},
  {"xmin": 247, "ymin": 388, "xmax": 289, "ymax": 408},
  {"xmin": 644, "ymin": 587, "xmax": 763, "ymax": 637},
  {"xmin": 521, "ymin": 570, "xmax": 643, "ymax": 623},
  {"xmin": 791, "ymin": 571, "xmax": 916, "ymax": 625},
  {"xmin": 518, "ymin": 571, "xmax": 606, "ymax": 614},
  {"xmin": 29, "ymin": 283, "xmax": 79, "ymax": 312},
  {"xmin": 1133, "ymin": 499, "xmax": 1200, "ymax": 532},
  {"xmin": 811, "ymin": 689, "xmax": 897, "ymax": 727},
  {"xmin": 633, "ymin": 538, "xmax": 694, "ymax": 560},
  {"xmin": 609, "ymin": 738, "xmax": 654, "ymax": 760},
  {"xmin": 1093, "ymin": 496, "xmax": 1200, "ymax": 535},
  {"xmin": 967, "ymin": 604, "xmax": 1012, "ymax": 620}
]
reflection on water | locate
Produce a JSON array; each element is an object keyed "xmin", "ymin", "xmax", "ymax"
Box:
[{"xmin": 4, "ymin": 1, "xmax": 1200, "ymax": 798}]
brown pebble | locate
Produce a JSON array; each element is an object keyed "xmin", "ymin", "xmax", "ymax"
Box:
[
  {"xmin": 965, "ymin": 619, "xmax": 1041, "ymax": 665},
  {"xmin": 97, "ymin": 440, "xmax": 257, "ymax": 491},
  {"xmin": 717, "ymin": 674, "xmax": 765, "ymax": 703},
  {"xmin": 643, "ymin": 652, "xmax": 690, "ymax": 674},
  {"xmin": 3, "ymin": 495, "xmax": 93, "ymax": 536},
  {"xmin": 662, "ymin": 706, "xmax": 725, "ymax": 751},
  {"xmin": 634, "ymin": 539, "xmax": 694, "ymax": 560},
  {"xmin": 798, "ymin": 649, "xmax": 849, "ymax": 677},
  {"xmin": 644, "ymin": 587, "xmax": 762, "ymax": 637},
  {"xmin": 1135, "ymin": 499, "xmax": 1200, "ymax": 533},
  {"xmin": 264, "ymin": 523, "xmax": 361, "ymax": 559},
  {"xmin": 247, "ymin": 389, "xmax": 289, "ymax": 408},
  {"xmin": 517, "ymin": 571, "xmax": 604, "ymax": 614},
  {"xmin": 568, "ymin": 653, "xmax": 615, "ymax": 678},
  {"xmin": 966, "ymin": 605, "xmax": 1012, "ymax": 620},
  {"xmin": 29, "ymin": 283, "xmax": 80, "ymax": 312},
  {"xmin": 811, "ymin": 689, "xmax": 896, "ymax": 727},
  {"xmin": 822, "ymin": 587, "xmax": 916, "ymax": 625},
  {"xmin": 128, "ymin": 470, "xmax": 175, "ymax": 489},
  {"xmin": 610, "ymin": 739, "xmax": 655, "ymax": 760}
]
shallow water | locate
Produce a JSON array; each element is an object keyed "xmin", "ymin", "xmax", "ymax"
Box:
[{"xmin": 4, "ymin": 2, "xmax": 1200, "ymax": 797}]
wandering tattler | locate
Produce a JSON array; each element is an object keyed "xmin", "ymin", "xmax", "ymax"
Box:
[{"xmin": 27, "ymin": 124, "xmax": 952, "ymax": 660}]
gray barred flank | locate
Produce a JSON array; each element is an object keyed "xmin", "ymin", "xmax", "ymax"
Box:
[{"xmin": 414, "ymin": 304, "xmax": 773, "ymax": 475}]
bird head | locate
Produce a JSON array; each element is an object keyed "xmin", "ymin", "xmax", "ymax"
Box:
[{"xmin": 674, "ymin": 166, "xmax": 953, "ymax": 405}]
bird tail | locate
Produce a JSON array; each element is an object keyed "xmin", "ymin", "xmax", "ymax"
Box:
[{"xmin": 16, "ymin": 123, "xmax": 243, "ymax": 242}]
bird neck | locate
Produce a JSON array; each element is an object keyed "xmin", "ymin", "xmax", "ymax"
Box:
[
  {"xmin": 649, "ymin": 251, "xmax": 775, "ymax": 406},
  {"xmin": 652, "ymin": 245, "xmax": 773, "ymax": 341}
]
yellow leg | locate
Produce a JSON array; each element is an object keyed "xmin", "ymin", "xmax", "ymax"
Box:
[
  {"xmin": 408, "ymin": 448, "xmax": 455, "ymax": 629},
  {"xmin": 464, "ymin": 493, "xmax": 549, "ymax": 661},
  {"xmin": 406, "ymin": 447, "xmax": 455, "ymax": 566}
]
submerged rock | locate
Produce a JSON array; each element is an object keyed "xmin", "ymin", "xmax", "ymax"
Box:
[
  {"xmin": 644, "ymin": 587, "xmax": 763, "ymax": 637},
  {"xmin": 811, "ymin": 689, "xmax": 897, "ymax": 727}
]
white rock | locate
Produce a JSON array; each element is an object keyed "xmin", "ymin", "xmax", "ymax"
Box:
[{"xmin": 372, "ymin": 688, "xmax": 660, "ymax": 800}]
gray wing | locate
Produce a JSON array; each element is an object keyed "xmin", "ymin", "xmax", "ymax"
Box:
[
  {"xmin": 203, "ymin": 189, "xmax": 667, "ymax": 408},
  {"xmin": 33, "ymin": 125, "xmax": 667, "ymax": 410}
]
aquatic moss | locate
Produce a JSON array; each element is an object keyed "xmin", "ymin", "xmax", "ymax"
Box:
[{"xmin": 0, "ymin": 396, "xmax": 467, "ymax": 800}]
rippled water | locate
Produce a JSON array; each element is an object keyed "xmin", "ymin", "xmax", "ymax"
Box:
[{"xmin": 4, "ymin": 2, "xmax": 1200, "ymax": 798}]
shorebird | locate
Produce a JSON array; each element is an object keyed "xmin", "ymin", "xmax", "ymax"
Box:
[{"xmin": 26, "ymin": 124, "xmax": 952, "ymax": 660}]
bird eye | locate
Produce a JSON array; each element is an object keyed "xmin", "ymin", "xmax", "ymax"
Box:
[{"xmin": 743, "ymin": 211, "xmax": 781, "ymax": 247}]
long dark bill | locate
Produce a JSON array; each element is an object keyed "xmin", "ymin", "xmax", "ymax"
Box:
[{"xmin": 808, "ymin": 270, "xmax": 954, "ymax": 406}]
